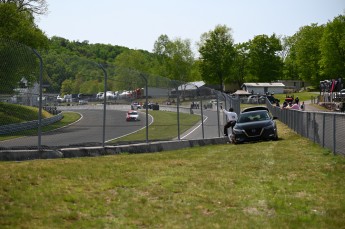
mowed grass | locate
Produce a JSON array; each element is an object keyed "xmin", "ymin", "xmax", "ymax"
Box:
[
  {"xmin": 110, "ymin": 110, "xmax": 201, "ymax": 142},
  {"xmin": 0, "ymin": 112, "xmax": 81, "ymax": 141},
  {"xmin": 1, "ymin": 122, "xmax": 345, "ymax": 228},
  {"xmin": 0, "ymin": 102, "xmax": 52, "ymax": 125}
]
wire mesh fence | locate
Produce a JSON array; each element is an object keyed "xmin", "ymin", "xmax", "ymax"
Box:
[
  {"xmin": 267, "ymin": 100, "xmax": 345, "ymax": 156},
  {"xmin": 0, "ymin": 39, "xmax": 241, "ymax": 150}
]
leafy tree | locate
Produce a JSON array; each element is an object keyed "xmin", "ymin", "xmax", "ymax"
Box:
[
  {"xmin": 292, "ymin": 24, "xmax": 324, "ymax": 86},
  {"xmin": 281, "ymin": 35, "xmax": 299, "ymax": 80},
  {"xmin": 247, "ymin": 34, "xmax": 283, "ymax": 82},
  {"xmin": 0, "ymin": 0, "xmax": 48, "ymax": 16},
  {"xmin": 0, "ymin": 3, "xmax": 48, "ymax": 93},
  {"xmin": 198, "ymin": 25, "xmax": 235, "ymax": 91},
  {"xmin": 153, "ymin": 35, "xmax": 195, "ymax": 83},
  {"xmin": 319, "ymin": 14, "xmax": 345, "ymax": 80},
  {"xmin": 230, "ymin": 42, "xmax": 250, "ymax": 87},
  {"xmin": 60, "ymin": 79, "xmax": 73, "ymax": 95},
  {"xmin": 0, "ymin": 3, "xmax": 48, "ymax": 49}
]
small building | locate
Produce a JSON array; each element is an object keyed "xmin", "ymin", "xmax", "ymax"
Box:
[
  {"xmin": 241, "ymin": 82, "xmax": 285, "ymax": 95},
  {"xmin": 173, "ymin": 81, "xmax": 219, "ymax": 97},
  {"xmin": 276, "ymin": 80, "xmax": 311, "ymax": 92}
]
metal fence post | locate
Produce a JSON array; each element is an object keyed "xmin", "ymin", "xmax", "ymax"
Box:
[
  {"xmin": 333, "ymin": 114, "xmax": 336, "ymax": 155},
  {"xmin": 32, "ymin": 48, "xmax": 43, "ymax": 151},
  {"xmin": 313, "ymin": 113, "xmax": 316, "ymax": 143},
  {"xmin": 200, "ymin": 99, "xmax": 205, "ymax": 139},
  {"xmin": 176, "ymin": 86, "xmax": 180, "ymax": 140},
  {"xmin": 322, "ymin": 113, "xmax": 325, "ymax": 147},
  {"xmin": 99, "ymin": 64, "xmax": 107, "ymax": 147},
  {"xmin": 216, "ymin": 93, "xmax": 220, "ymax": 137},
  {"xmin": 140, "ymin": 73, "xmax": 149, "ymax": 143}
]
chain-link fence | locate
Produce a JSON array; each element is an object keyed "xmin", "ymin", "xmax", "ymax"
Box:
[
  {"xmin": 267, "ymin": 100, "xmax": 345, "ymax": 156},
  {"xmin": 0, "ymin": 39, "xmax": 241, "ymax": 150}
]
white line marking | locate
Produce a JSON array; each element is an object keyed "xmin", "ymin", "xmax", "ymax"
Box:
[
  {"xmin": 180, "ymin": 115, "xmax": 208, "ymax": 139},
  {"xmin": 105, "ymin": 113, "xmax": 154, "ymax": 143}
]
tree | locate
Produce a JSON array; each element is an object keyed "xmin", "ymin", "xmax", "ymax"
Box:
[
  {"xmin": 198, "ymin": 25, "xmax": 235, "ymax": 91},
  {"xmin": 0, "ymin": 3, "xmax": 49, "ymax": 93},
  {"xmin": 153, "ymin": 35, "xmax": 195, "ymax": 83},
  {"xmin": 247, "ymin": 34, "xmax": 283, "ymax": 82},
  {"xmin": 230, "ymin": 42, "xmax": 250, "ymax": 87},
  {"xmin": 292, "ymin": 23, "xmax": 324, "ymax": 86},
  {"xmin": 319, "ymin": 14, "xmax": 345, "ymax": 80},
  {"xmin": 0, "ymin": 3, "xmax": 48, "ymax": 48},
  {"xmin": 0, "ymin": 0, "xmax": 48, "ymax": 16},
  {"xmin": 281, "ymin": 35, "xmax": 299, "ymax": 80}
]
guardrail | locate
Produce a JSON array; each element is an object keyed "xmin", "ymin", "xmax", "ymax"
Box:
[{"xmin": 0, "ymin": 113, "xmax": 64, "ymax": 135}]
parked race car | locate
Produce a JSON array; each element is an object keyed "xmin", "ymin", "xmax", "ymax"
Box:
[
  {"xmin": 231, "ymin": 107, "xmax": 278, "ymax": 144},
  {"xmin": 126, "ymin": 110, "xmax": 140, "ymax": 121}
]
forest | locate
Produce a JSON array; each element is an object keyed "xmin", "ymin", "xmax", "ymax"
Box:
[{"xmin": 1, "ymin": 1, "xmax": 344, "ymax": 95}]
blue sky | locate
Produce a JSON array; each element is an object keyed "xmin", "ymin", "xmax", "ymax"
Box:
[{"xmin": 37, "ymin": 0, "xmax": 345, "ymax": 52}]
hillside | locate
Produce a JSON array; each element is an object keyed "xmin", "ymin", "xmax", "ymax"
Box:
[{"xmin": 0, "ymin": 102, "xmax": 52, "ymax": 126}]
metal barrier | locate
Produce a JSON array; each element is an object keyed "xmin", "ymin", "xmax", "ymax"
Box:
[
  {"xmin": 0, "ymin": 39, "xmax": 242, "ymax": 149},
  {"xmin": 267, "ymin": 100, "xmax": 345, "ymax": 156},
  {"xmin": 0, "ymin": 113, "xmax": 63, "ymax": 135}
]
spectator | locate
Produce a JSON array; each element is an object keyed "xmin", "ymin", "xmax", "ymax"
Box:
[
  {"xmin": 221, "ymin": 106, "xmax": 238, "ymax": 137},
  {"xmin": 300, "ymin": 101, "xmax": 305, "ymax": 111},
  {"xmin": 295, "ymin": 96, "xmax": 300, "ymax": 104},
  {"xmin": 288, "ymin": 102, "xmax": 300, "ymax": 110}
]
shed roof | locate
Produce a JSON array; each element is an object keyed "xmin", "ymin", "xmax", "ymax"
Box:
[
  {"xmin": 242, "ymin": 82, "xmax": 285, "ymax": 87},
  {"xmin": 178, "ymin": 81, "xmax": 206, "ymax": 90}
]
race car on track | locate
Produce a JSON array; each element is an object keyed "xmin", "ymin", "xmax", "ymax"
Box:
[{"xmin": 126, "ymin": 110, "xmax": 140, "ymax": 121}]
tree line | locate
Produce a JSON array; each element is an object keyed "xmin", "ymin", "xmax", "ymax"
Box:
[{"xmin": 1, "ymin": 0, "xmax": 344, "ymax": 95}]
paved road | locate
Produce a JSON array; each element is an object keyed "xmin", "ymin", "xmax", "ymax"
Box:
[
  {"xmin": 1, "ymin": 109, "xmax": 151, "ymax": 148},
  {"xmin": 178, "ymin": 108, "xmax": 224, "ymax": 140}
]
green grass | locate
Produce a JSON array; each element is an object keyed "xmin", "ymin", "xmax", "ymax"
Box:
[
  {"xmin": 1, "ymin": 121, "xmax": 345, "ymax": 228},
  {"xmin": 0, "ymin": 112, "xmax": 81, "ymax": 141},
  {"xmin": 0, "ymin": 102, "xmax": 52, "ymax": 125},
  {"xmin": 274, "ymin": 92, "xmax": 319, "ymax": 103},
  {"xmin": 110, "ymin": 110, "xmax": 201, "ymax": 143}
]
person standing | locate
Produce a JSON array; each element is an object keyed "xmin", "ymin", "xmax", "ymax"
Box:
[
  {"xmin": 300, "ymin": 101, "xmax": 305, "ymax": 111},
  {"xmin": 221, "ymin": 106, "xmax": 238, "ymax": 136}
]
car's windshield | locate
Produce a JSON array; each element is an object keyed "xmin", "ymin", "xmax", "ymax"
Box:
[
  {"xmin": 128, "ymin": 112, "xmax": 138, "ymax": 115},
  {"xmin": 238, "ymin": 111, "xmax": 271, "ymax": 123}
]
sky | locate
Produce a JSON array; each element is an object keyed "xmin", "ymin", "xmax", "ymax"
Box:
[{"xmin": 37, "ymin": 0, "xmax": 345, "ymax": 52}]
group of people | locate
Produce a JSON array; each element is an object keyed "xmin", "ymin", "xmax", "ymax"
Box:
[{"xmin": 276, "ymin": 96, "xmax": 305, "ymax": 111}]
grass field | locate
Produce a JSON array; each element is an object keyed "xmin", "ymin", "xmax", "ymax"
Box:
[
  {"xmin": 0, "ymin": 112, "xmax": 81, "ymax": 141},
  {"xmin": 1, "ymin": 121, "xmax": 345, "ymax": 228},
  {"xmin": 110, "ymin": 110, "xmax": 201, "ymax": 143},
  {"xmin": 0, "ymin": 102, "xmax": 52, "ymax": 125}
]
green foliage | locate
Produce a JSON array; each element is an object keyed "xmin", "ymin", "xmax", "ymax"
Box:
[
  {"xmin": 319, "ymin": 15, "xmax": 345, "ymax": 79},
  {"xmin": 153, "ymin": 35, "xmax": 195, "ymax": 82},
  {"xmin": 198, "ymin": 25, "xmax": 235, "ymax": 91},
  {"xmin": 0, "ymin": 3, "xmax": 48, "ymax": 93},
  {"xmin": 247, "ymin": 34, "xmax": 283, "ymax": 82},
  {"xmin": 0, "ymin": 102, "xmax": 51, "ymax": 125},
  {"xmin": 288, "ymin": 24, "xmax": 324, "ymax": 86},
  {"xmin": 230, "ymin": 42, "xmax": 250, "ymax": 87},
  {"xmin": 0, "ymin": 3, "xmax": 48, "ymax": 49}
]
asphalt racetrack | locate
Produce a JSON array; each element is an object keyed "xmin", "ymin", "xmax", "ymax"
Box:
[{"xmin": 1, "ymin": 109, "xmax": 151, "ymax": 148}]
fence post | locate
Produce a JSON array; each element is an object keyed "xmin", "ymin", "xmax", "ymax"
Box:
[
  {"xmin": 322, "ymin": 113, "xmax": 325, "ymax": 147},
  {"xmin": 216, "ymin": 93, "xmax": 220, "ymax": 137},
  {"xmin": 32, "ymin": 48, "xmax": 43, "ymax": 151},
  {"xmin": 313, "ymin": 113, "xmax": 316, "ymax": 143},
  {"xmin": 176, "ymin": 86, "xmax": 180, "ymax": 140},
  {"xmin": 140, "ymin": 73, "xmax": 149, "ymax": 143},
  {"xmin": 333, "ymin": 114, "xmax": 336, "ymax": 155},
  {"xmin": 99, "ymin": 64, "xmax": 107, "ymax": 147},
  {"xmin": 200, "ymin": 98, "xmax": 205, "ymax": 139}
]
